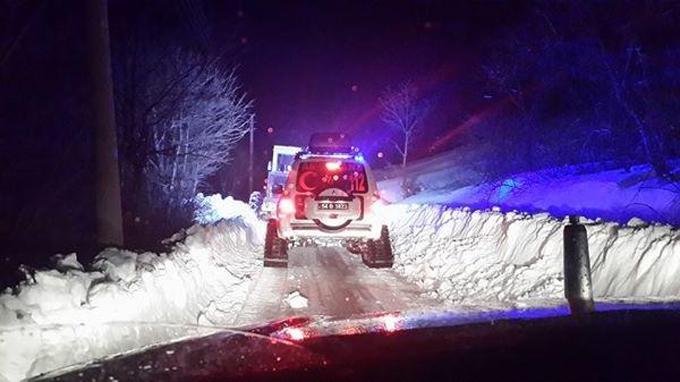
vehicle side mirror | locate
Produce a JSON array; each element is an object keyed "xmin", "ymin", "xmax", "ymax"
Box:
[{"xmin": 272, "ymin": 184, "xmax": 284, "ymax": 195}]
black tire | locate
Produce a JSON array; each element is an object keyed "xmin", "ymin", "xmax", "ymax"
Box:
[
  {"xmin": 264, "ymin": 219, "xmax": 288, "ymax": 267},
  {"xmin": 361, "ymin": 225, "xmax": 394, "ymax": 268}
]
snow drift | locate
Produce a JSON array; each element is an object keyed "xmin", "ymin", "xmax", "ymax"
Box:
[
  {"xmin": 193, "ymin": 193, "xmax": 262, "ymax": 227},
  {"xmin": 0, "ymin": 197, "xmax": 264, "ymax": 382},
  {"xmin": 387, "ymin": 204, "xmax": 680, "ymax": 305}
]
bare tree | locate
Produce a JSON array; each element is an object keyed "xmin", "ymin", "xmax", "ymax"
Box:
[
  {"xmin": 108, "ymin": 0, "xmax": 249, "ymax": 243},
  {"xmin": 482, "ymin": 48, "xmax": 538, "ymax": 173},
  {"xmin": 112, "ymin": 42, "xmax": 253, "ymax": 245},
  {"xmin": 146, "ymin": 61, "xmax": 252, "ymax": 216},
  {"xmin": 379, "ymin": 81, "xmax": 431, "ymax": 167},
  {"xmin": 598, "ymin": 39, "xmax": 670, "ymax": 175},
  {"xmin": 479, "ymin": 1, "xmax": 676, "ymax": 179}
]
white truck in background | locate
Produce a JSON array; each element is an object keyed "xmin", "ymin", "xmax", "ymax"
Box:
[{"xmin": 261, "ymin": 145, "xmax": 302, "ymax": 218}]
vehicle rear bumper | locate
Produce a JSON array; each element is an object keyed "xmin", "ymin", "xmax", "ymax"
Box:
[{"xmin": 279, "ymin": 219, "xmax": 381, "ymax": 240}]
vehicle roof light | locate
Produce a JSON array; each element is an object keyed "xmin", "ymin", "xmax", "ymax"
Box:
[{"xmin": 325, "ymin": 161, "xmax": 342, "ymax": 171}]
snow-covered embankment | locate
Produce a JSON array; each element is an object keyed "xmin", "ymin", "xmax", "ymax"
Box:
[
  {"xmin": 387, "ymin": 204, "xmax": 680, "ymax": 306},
  {"xmin": 0, "ymin": 196, "xmax": 264, "ymax": 382}
]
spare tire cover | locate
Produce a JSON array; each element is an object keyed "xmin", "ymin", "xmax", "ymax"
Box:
[{"xmin": 312, "ymin": 188, "xmax": 357, "ymax": 230}]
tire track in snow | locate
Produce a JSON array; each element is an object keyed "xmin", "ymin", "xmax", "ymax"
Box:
[{"xmin": 234, "ymin": 247, "xmax": 437, "ymax": 326}]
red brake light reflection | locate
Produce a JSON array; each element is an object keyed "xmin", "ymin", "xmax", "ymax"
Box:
[
  {"xmin": 382, "ymin": 315, "xmax": 400, "ymax": 333},
  {"xmin": 283, "ymin": 327, "xmax": 306, "ymax": 341}
]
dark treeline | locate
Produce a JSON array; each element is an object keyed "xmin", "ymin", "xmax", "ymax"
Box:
[
  {"xmin": 472, "ymin": 1, "xmax": 680, "ymax": 179},
  {"xmin": 0, "ymin": 0, "xmax": 246, "ymax": 285}
]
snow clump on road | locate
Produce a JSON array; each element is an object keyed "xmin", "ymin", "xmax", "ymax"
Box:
[{"xmin": 285, "ymin": 291, "xmax": 309, "ymax": 310}]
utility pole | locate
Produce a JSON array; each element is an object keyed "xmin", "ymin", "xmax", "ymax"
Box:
[
  {"xmin": 248, "ymin": 114, "xmax": 255, "ymax": 193},
  {"xmin": 87, "ymin": 0, "xmax": 124, "ymax": 247}
]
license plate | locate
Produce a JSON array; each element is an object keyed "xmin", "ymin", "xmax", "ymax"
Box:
[{"xmin": 318, "ymin": 202, "xmax": 349, "ymax": 210}]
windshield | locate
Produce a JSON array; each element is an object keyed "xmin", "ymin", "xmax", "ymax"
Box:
[
  {"xmin": 1, "ymin": 1, "xmax": 679, "ymax": 381},
  {"xmin": 296, "ymin": 161, "xmax": 367, "ymax": 194}
]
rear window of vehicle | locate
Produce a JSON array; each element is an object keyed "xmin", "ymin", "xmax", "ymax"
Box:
[{"xmin": 296, "ymin": 161, "xmax": 367, "ymax": 194}]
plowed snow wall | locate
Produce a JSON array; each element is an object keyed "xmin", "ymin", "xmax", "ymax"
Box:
[{"xmin": 388, "ymin": 205, "xmax": 680, "ymax": 303}]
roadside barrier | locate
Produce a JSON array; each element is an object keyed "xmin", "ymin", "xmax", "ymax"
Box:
[{"xmin": 564, "ymin": 215, "xmax": 594, "ymax": 316}]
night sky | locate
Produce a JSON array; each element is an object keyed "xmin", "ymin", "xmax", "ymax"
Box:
[
  {"xmin": 244, "ymin": 1, "xmax": 526, "ymax": 140},
  {"xmin": 209, "ymin": 1, "xmax": 528, "ymax": 192},
  {"xmin": 1, "ymin": 1, "xmax": 529, "ymax": 198}
]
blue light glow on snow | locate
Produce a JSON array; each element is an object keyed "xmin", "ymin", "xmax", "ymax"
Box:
[
  {"xmin": 397, "ymin": 302, "xmax": 680, "ymax": 333},
  {"xmin": 410, "ymin": 160, "xmax": 680, "ymax": 226},
  {"xmin": 497, "ymin": 178, "xmax": 520, "ymax": 201}
]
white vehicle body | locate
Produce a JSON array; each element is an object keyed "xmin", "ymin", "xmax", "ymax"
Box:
[
  {"xmin": 264, "ymin": 133, "xmax": 393, "ymax": 268},
  {"xmin": 261, "ymin": 145, "xmax": 302, "ymax": 216},
  {"xmin": 276, "ymin": 152, "xmax": 385, "ymax": 243}
]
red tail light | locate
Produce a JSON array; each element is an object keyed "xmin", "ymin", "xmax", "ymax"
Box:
[
  {"xmin": 282, "ymin": 327, "xmax": 306, "ymax": 341},
  {"xmin": 278, "ymin": 196, "xmax": 307, "ymax": 219},
  {"xmin": 295, "ymin": 195, "xmax": 307, "ymax": 219},
  {"xmin": 278, "ymin": 198, "xmax": 295, "ymax": 215}
]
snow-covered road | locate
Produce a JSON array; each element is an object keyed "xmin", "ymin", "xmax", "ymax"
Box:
[{"xmin": 235, "ymin": 247, "xmax": 435, "ymax": 326}]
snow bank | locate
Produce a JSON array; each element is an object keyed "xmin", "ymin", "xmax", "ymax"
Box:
[
  {"xmin": 387, "ymin": 204, "xmax": 680, "ymax": 305},
  {"xmin": 374, "ymin": 144, "xmax": 489, "ymax": 204},
  {"xmin": 0, "ymin": 198, "xmax": 264, "ymax": 382},
  {"xmin": 193, "ymin": 193, "xmax": 262, "ymax": 229}
]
